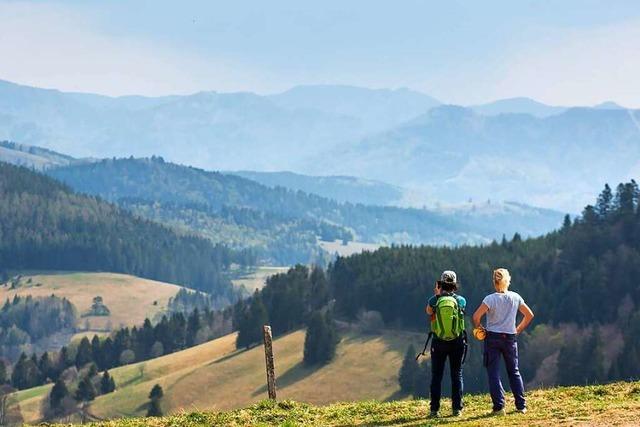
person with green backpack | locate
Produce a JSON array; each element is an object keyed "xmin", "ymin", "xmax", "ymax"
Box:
[{"xmin": 424, "ymin": 270, "xmax": 467, "ymax": 418}]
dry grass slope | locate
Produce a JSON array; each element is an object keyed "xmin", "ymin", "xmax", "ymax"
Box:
[
  {"xmin": 56, "ymin": 381, "xmax": 640, "ymax": 426},
  {"xmin": 230, "ymin": 267, "xmax": 289, "ymax": 293},
  {"xmin": 0, "ymin": 272, "xmax": 183, "ymax": 331},
  {"xmin": 12, "ymin": 328, "xmax": 423, "ymax": 423}
]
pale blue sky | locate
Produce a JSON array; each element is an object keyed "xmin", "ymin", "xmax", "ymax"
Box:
[{"xmin": 2, "ymin": 0, "xmax": 640, "ymax": 105}]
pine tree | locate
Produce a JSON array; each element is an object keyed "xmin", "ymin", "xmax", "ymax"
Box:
[
  {"xmin": 186, "ymin": 309, "xmax": 201, "ymax": 347},
  {"xmin": 147, "ymin": 384, "xmax": 164, "ymax": 417},
  {"xmin": 39, "ymin": 352, "xmax": 52, "ymax": 383},
  {"xmin": 75, "ymin": 337, "xmax": 93, "ymax": 368},
  {"xmin": 0, "ymin": 361, "xmax": 6, "ymax": 384},
  {"xmin": 75, "ymin": 375, "xmax": 96, "ymax": 402},
  {"xmin": 236, "ymin": 292, "xmax": 268, "ymax": 349},
  {"xmin": 91, "ymin": 334, "xmax": 103, "ymax": 369},
  {"xmin": 149, "ymin": 384, "xmax": 164, "ymax": 400},
  {"xmin": 147, "ymin": 398, "xmax": 163, "ymax": 417},
  {"xmin": 399, "ymin": 344, "xmax": 419, "ymax": 393},
  {"xmin": 309, "ymin": 266, "xmax": 330, "ymax": 311},
  {"xmin": 557, "ymin": 338, "xmax": 583, "ymax": 385},
  {"xmin": 11, "ymin": 353, "xmax": 40, "ymax": 390},
  {"xmin": 100, "ymin": 371, "xmax": 116, "ymax": 394},
  {"xmin": 582, "ymin": 328, "xmax": 606, "ymax": 383},
  {"xmin": 596, "ymin": 184, "xmax": 613, "ymax": 219},
  {"xmin": 49, "ymin": 378, "xmax": 69, "ymax": 411},
  {"xmin": 303, "ymin": 310, "xmax": 338, "ymax": 366}
]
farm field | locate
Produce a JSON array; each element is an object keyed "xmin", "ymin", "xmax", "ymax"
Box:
[
  {"xmin": 11, "ymin": 328, "xmax": 423, "ymax": 423},
  {"xmin": 319, "ymin": 240, "xmax": 382, "ymax": 257},
  {"xmin": 230, "ymin": 267, "xmax": 289, "ymax": 293},
  {"xmin": 0, "ymin": 272, "xmax": 183, "ymax": 331}
]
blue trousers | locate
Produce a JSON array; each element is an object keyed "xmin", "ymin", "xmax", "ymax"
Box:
[
  {"xmin": 430, "ymin": 337, "xmax": 465, "ymax": 412},
  {"xmin": 484, "ymin": 332, "xmax": 526, "ymax": 411}
]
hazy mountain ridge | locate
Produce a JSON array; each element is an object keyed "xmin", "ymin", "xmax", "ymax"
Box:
[
  {"xmin": 269, "ymin": 84, "xmax": 441, "ymax": 133},
  {"xmin": 322, "ymin": 105, "xmax": 640, "ymax": 212},
  {"xmin": 46, "ymin": 157, "xmax": 565, "ymax": 251},
  {"xmin": 232, "ymin": 170, "xmax": 405, "ymax": 206},
  {"xmin": 1, "ymin": 79, "xmax": 632, "ymax": 211}
]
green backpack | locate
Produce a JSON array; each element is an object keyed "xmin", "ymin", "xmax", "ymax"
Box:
[{"xmin": 431, "ymin": 295, "xmax": 465, "ymax": 341}]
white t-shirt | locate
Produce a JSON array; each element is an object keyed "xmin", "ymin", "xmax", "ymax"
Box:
[{"xmin": 482, "ymin": 291, "xmax": 524, "ymax": 334}]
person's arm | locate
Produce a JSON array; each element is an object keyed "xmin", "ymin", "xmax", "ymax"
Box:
[
  {"xmin": 472, "ymin": 303, "xmax": 489, "ymax": 328},
  {"xmin": 426, "ymin": 282, "xmax": 440, "ymax": 315},
  {"xmin": 516, "ymin": 302, "xmax": 534, "ymax": 334}
]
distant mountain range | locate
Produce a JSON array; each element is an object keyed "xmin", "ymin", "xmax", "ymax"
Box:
[
  {"xmin": 1, "ymin": 79, "xmax": 635, "ymax": 212},
  {"xmin": 323, "ymin": 105, "xmax": 640, "ymax": 212}
]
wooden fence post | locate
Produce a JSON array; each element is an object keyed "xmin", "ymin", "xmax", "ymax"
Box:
[{"xmin": 263, "ymin": 325, "xmax": 277, "ymax": 400}]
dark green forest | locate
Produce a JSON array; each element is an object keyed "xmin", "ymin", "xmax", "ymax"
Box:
[
  {"xmin": 0, "ymin": 295, "xmax": 76, "ymax": 361},
  {"xmin": 3, "ymin": 307, "xmax": 232, "ymax": 391},
  {"xmin": 0, "ymin": 162, "xmax": 251, "ymax": 297},
  {"xmin": 46, "ymin": 157, "xmax": 533, "ymax": 265},
  {"xmin": 234, "ymin": 180, "xmax": 640, "ymax": 390}
]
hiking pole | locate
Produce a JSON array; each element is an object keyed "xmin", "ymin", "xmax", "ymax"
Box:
[
  {"xmin": 461, "ymin": 330, "xmax": 469, "ymax": 365},
  {"xmin": 416, "ymin": 332, "xmax": 433, "ymax": 360}
]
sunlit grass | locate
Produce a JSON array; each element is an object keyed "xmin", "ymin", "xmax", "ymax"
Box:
[{"xmin": 51, "ymin": 381, "xmax": 640, "ymax": 426}]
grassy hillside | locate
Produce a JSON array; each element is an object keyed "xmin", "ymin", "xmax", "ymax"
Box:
[
  {"xmin": 43, "ymin": 381, "xmax": 640, "ymax": 426},
  {"xmin": 0, "ymin": 272, "xmax": 182, "ymax": 331},
  {"xmin": 12, "ymin": 329, "xmax": 423, "ymax": 423},
  {"xmin": 230, "ymin": 267, "xmax": 289, "ymax": 293}
]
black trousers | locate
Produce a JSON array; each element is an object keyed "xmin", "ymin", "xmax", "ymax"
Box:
[{"xmin": 430, "ymin": 337, "xmax": 465, "ymax": 411}]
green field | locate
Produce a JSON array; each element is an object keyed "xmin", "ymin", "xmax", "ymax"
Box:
[
  {"xmin": 48, "ymin": 381, "xmax": 640, "ymax": 426},
  {"xmin": 12, "ymin": 328, "xmax": 423, "ymax": 423}
]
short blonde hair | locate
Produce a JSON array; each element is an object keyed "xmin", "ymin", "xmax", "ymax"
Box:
[{"xmin": 493, "ymin": 268, "xmax": 511, "ymax": 292}]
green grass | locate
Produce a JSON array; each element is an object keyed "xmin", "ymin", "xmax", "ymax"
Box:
[{"xmin": 48, "ymin": 381, "xmax": 640, "ymax": 426}]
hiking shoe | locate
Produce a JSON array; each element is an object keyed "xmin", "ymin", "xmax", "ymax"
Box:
[
  {"xmin": 517, "ymin": 408, "xmax": 527, "ymax": 414},
  {"xmin": 429, "ymin": 410, "xmax": 439, "ymax": 418},
  {"xmin": 492, "ymin": 408, "xmax": 506, "ymax": 416},
  {"xmin": 452, "ymin": 409, "xmax": 462, "ymax": 416}
]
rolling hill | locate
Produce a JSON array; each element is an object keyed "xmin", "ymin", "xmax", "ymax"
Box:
[
  {"xmin": 10, "ymin": 328, "xmax": 424, "ymax": 423},
  {"xmin": 0, "ymin": 272, "xmax": 182, "ymax": 332},
  {"xmin": 231, "ymin": 170, "xmax": 405, "ymax": 206},
  {"xmin": 47, "ymin": 157, "xmax": 565, "ymax": 253},
  {"xmin": 0, "ymin": 161, "xmax": 244, "ymax": 298},
  {"xmin": 0, "ymin": 140, "xmax": 81, "ymax": 170},
  {"xmin": 470, "ymin": 97, "xmax": 567, "ymax": 118}
]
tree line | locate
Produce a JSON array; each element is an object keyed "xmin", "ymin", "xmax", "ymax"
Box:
[
  {"xmin": 0, "ymin": 295, "xmax": 76, "ymax": 362},
  {"xmin": 233, "ymin": 265, "xmax": 337, "ymax": 365},
  {"xmin": 2, "ymin": 307, "xmax": 233, "ymax": 391}
]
